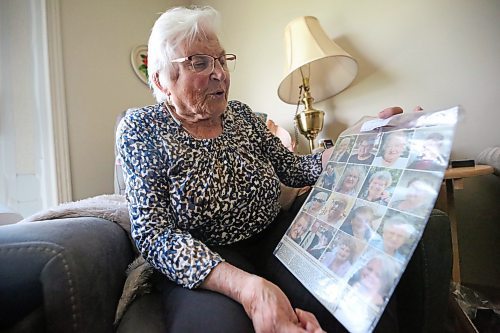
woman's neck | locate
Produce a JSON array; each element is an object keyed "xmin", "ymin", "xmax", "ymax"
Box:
[{"xmin": 167, "ymin": 104, "xmax": 223, "ymax": 139}]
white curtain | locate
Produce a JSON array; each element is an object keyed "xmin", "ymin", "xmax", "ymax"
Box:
[{"xmin": 0, "ymin": 0, "xmax": 70, "ymax": 217}]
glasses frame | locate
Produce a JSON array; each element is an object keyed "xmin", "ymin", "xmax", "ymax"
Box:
[{"xmin": 171, "ymin": 53, "xmax": 237, "ymax": 74}]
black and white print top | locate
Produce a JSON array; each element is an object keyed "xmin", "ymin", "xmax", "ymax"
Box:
[{"xmin": 117, "ymin": 100, "xmax": 323, "ymax": 288}]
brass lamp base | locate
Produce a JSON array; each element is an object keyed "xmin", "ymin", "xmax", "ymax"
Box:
[{"xmin": 295, "ymin": 109, "xmax": 324, "ymax": 152}]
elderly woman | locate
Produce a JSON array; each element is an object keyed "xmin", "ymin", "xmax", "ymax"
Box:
[
  {"xmin": 373, "ymin": 131, "xmax": 410, "ymax": 168},
  {"xmin": 369, "ymin": 215, "xmax": 416, "ymax": 262},
  {"xmin": 117, "ymin": 6, "xmax": 403, "ymax": 333}
]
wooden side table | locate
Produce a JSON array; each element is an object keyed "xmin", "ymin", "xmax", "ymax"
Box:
[{"xmin": 435, "ymin": 165, "xmax": 495, "ymax": 283}]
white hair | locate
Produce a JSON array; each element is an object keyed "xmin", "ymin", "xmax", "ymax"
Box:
[
  {"xmin": 148, "ymin": 6, "xmax": 220, "ymax": 102},
  {"xmin": 383, "ymin": 216, "xmax": 416, "ymax": 236}
]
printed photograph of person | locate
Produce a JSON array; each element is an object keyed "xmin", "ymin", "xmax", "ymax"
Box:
[
  {"xmin": 331, "ymin": 136, "xmax": 355, "ymax": 162},
  {"xmin": 389, "ymin": 171, "xmax": 440, "ymax": 217},
  {"xmin": 407, "ymin": 129, "xmax": 452, "ymax": 172},
  {"xmin": 333, "ymin": 286, "xmax": 379, "ymax": 333},
  {"xmin": 348, "ymin": 134, "xmax": 379, "ymax": 165},
  {"xmin": 317, "ymin": 193, "xmax": 351, "ymax": 227},
  {"xmin": 339, "ymin": 203, "xmax": 383, "ymax": 243},
  {"xmin": 300, "ymin": 219, "xmax": 327, "ymax": 251},
  {"xmin": 320, "ymin": 233, "xmax": 357, "ymax": 278},
  {"xmin": 317, "ymin": 162, "xmax": 345, "ymax": 190},
  {"xmin": 286, "ymin": 211, "xmax": 314, "ymax": 245},
  {"xmin": 302, "ymin": 189, "xmax": 329, "ymax": 216},
  {"xmin": 372, "ymin": 130, "xmax": 413, "ymax": 169},
  {"xmin": 346, "ymin": 254, "xmax": 401, "ymax": 307},
  {"xmin": 333, "ymin": 254, "xmax": 402, "ymax": 332},
  {"xmin": 359, "ymin": 168, "xmax": 402, "ymax": 206},
  {"xmin": 306, "ymin": 226, "xmax": 335, "ymax": 259},
  {"xmin": 369, "ymin": 212, "xmax": 421, "ymax": 262},
  {"xmin": 334, "ymin": 165, "xmax": 368, "ymax": 197}
]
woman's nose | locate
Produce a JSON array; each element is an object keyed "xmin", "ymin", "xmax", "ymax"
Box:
[{"xmin": 210, "ymin": 60, "xmax": 227, "ymax": 80}]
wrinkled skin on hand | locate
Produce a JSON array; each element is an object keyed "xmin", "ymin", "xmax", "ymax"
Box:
[{"xmin": 240, "ymin": 276, "xmax": 324, "ymax": 333}]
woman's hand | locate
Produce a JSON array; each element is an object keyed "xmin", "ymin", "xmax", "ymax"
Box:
[
  {"xmin": 240, "ymin": 275, "xmax": 324, "ymax": 333},
  {"xmin": 202, "ymin": 262, "xmax": 324, "ymax": 333},
  {"xmin": 295, "ymin": 308, "xmax": 326, "ymax": 333},
  {"xmin": 378, "ymin": 105, "xmax": 423, "ymax": 119}
]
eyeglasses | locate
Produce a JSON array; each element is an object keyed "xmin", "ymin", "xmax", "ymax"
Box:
[{"xmin": 171, "ymin": 53, "xmax": 237, "ymax": 74}]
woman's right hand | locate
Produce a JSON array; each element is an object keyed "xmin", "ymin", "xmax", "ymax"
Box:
[{"xmin": 240, "ymin": 275, "xmax": 324, "ymax": 333}]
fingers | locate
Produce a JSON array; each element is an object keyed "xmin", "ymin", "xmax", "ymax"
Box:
[
  {"xmin": 378, "ymin": 106, "xmax": 403, "ymax": 119},
  {"xmin": 378, "ymin": 105, "xmax": 423, "ymax": 119},
  {"xmin": 295, "ymin": 308, "xmax": 325, "ymax": 333}
]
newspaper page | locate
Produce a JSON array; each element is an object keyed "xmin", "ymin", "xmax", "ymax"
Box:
[{"xmin": 274, "ymin": 106, "xmax": 460, "ymax": 333}]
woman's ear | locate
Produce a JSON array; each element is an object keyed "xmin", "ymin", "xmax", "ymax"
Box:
[{"xmin": 152, "ymin": 72, "xmax": 169, "ymax": 94}]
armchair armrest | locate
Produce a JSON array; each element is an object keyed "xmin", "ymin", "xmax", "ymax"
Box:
[
  {"xmin": 0, "ymin": 217, "xmax": 134, "ymax": 333},
  {"xmin": 396, "ymin": 209, "xmax": 453, "ymax": 333}
]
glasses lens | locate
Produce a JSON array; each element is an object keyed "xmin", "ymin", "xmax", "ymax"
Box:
[
  {"xmin": 188, "ymin": 54, "xmax": 236, "ymax": 73},
  {"xmin": 190, "ymin": 55, "xmax": 212, "ymax": 73},
  {"xmin": 222, "ymin": 54, "xmax": 236, "ymax": 72}
]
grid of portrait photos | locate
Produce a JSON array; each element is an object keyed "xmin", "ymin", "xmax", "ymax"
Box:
[{"xmin": 274, "ymin": 106, "xmax": 460, "ymax": 333}]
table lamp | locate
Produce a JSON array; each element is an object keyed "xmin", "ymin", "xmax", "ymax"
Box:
[{"xmin": 278, "ymin": 16, "xmax": 358, "ymax": 152}]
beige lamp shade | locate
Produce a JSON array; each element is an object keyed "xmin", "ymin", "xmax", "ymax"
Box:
[{"xmin": 278, "ymin": 16, "xmax": 358, "ymax": 104}]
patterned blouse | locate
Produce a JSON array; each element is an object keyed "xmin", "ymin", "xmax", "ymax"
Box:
[{"xmin": 117, "ymin": 100, "xmax": 322, "ymax": 288}]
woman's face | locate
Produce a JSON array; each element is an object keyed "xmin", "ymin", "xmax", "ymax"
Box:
[
  {"xmin": 336, "ymin": 244, "xmax": 352, "ymax": 261},
  {"xmin": 351, "ymin": 211, "xmax": 371, "ymax": 232},
  {"xmin": 383, "ymin": 224, "xmax": 409, "ymax": 252},
  {"xmin": 360, "ymin": 259, "xmax": 383, "ymax": 292},
  {"xmin": 368, "ymin": 177, "xmax": 388, "ymax": 199},
  {"xmin": 342, "ymin": 171, "xmax": 359, "ymax": 191},
  {"xmin": 383, "ymin": 135, "xmax": 406, "ymax": 163},
  {"xmin": 168, "ymin": 36, "xmax": 230, "ymax": 121},
  {"xmin": 404, "ymin": 181, "xmax": 428, "ymax": 206}
]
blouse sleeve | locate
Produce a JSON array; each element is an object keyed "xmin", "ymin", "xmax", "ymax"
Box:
[
  {"xmin": 235, "ymin": 101, "xmax": 323, "ymax": 187},
  {"xmin": 116, "ymin": 112, "xmax": 223, "ymax": 289}
]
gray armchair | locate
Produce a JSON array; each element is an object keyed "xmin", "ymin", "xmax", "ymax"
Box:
[
  {"xmin": 0, "ymin": 198, "xmax": 453, "ymax": 333},
  {"xmin": 0, "ymin": 111, "xmax": 454, "ymax": 332},
  {"xmin": 0, "ymin": 217, "xmax": 133, "ymax": 333}
]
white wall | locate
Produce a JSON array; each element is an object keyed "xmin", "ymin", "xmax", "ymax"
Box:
[
  {"xmin": 202, "ymin": 0, "xmax": 500, "ymax": 156},
  {"xmin": 60, "ymin": 0, "xmax": 499, "ymax": 199},
  {"xmin": 59, "ymin": 0, "xmax": 188, "ymax": 200}
]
